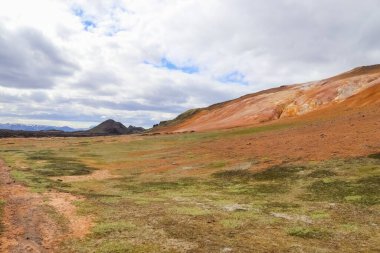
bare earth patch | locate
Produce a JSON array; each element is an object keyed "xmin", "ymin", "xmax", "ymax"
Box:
[
  {"xmin": 43, "ymin": 192, "xmax": 93, "ymax": 238},
  {"xmin": 0, "ymin": 160, "xmax": 92, "ymax": 252},
  {"xmin": 52, "ymin": 169, "xmax": 120, "ymax": 183}
]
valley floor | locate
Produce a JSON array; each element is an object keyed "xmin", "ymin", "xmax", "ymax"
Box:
[{"xmin": 0, "ymin": 104, "xmax": 379, "ymax": 252}]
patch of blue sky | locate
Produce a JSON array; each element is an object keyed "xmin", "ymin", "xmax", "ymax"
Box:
[
  {"xmin": 82, "ymin": 20, "xmax": 96, "ymax": 31},
  {"xmin": 145, "ymin": 57, "xmax": 199, "ymax": 74},
  {"xmin": 72, "ymin": 6, "xmax": 84, "ymax": 17},
  {"xmin": 219, "ymin": 71, "xmax": 248, "ymax": 85},
  {"xmin": 71, "ymin": 6, "xmax": 96, "ymax": 31}
]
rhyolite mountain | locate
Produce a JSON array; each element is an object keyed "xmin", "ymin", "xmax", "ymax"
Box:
[
  {"xmin": 88, "ymin": 119, "xmax": 145, "ymax": 135},
  {"xmin": 154, "ymin": 64, "xmax": 380, "ymax": 132}
]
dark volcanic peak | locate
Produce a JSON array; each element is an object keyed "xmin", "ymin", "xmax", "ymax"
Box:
[{"xmin": 88, "ymin": 119, "xmax": 145, "ymax": 135}]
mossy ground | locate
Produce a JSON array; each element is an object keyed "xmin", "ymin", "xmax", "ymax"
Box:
[
  {"xmin": 0, "ymin": 199, "xmax": 4, "ymax": 234},
  {"xmin": 0, "ymin": 127, "xmax": 379, "ymax": 252}
]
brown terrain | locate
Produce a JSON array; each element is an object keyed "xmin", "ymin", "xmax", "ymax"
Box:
[
  {"xmin": 155, "ymin": 64, "xmax": 380, "ymax": 133},
  {"xmin": 0, "ymin": 65, "xmax": 379, "ymax": 252},
  {"xmin": 0, "ymin": 160, "xmax": 93, "ymax": 252}
]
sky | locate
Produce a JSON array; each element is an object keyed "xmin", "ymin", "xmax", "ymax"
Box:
[{"xmin": 0, "ymin": 0, "xmax": 379, "ymax": 128}]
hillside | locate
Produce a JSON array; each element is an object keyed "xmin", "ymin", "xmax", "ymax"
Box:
[
  {"xmin": 88, "ymin": 119, "xmax": 145, "ymax": 135},
  {"xmin": 154, "ymin": 64, "xmax": 380, "ymax": 132}
]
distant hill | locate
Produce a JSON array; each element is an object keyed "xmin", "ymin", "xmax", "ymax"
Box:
[
  {"xmin": 87, "ymin": 119, "xmax": 145, "ymax": 135},
  {"xmin": 153, "ymin": 64, "xmax": 380, "ymax": 132},
  {"xmin": 0, "ymin": 120, "xmax": 145, "ymax": 138},
  {"xmin": 0, "ymin": 123, "xmax": 82, "ymax": 132}
]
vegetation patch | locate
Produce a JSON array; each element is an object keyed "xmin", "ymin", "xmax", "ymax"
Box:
[
  {"xmin": 212, "ymin": 169, "xmax": 253, "ymax": 181},
  {"xmin": 171, "ymin": 206, "xmax": 211, "ymax": 216},
  {"xmin": 10, "ymin": 170, "xmax": 71, "ymax": 192},
  {"xmin": 207, "ymin": 161, "xmax": 226, "ymax": 168},
  {"xmin": 307, "ymin": 169, "xmax": 337, "ymax": 178},
  {"xmin": 65, "ymin": 239, "xmax": 161, "ymax": 253},
  {"xmin": 115, "ymin": 177, "xmax": 197, "ymax": 193},
  {"xmin": 305, "ymin": 175, "xmax": 380, "ymax": 205},
  {"xmin": 93, "ymin": 221, "xmax": 136, "ymax": 237},
  {"xmin": 0, "ymin": 199, "xmax": 5, "ymax": 234},
  {"xmin": 264, "ymin": 202, "xmax": 300, "ymax": 211},
  {"xmin": 310, "ymin": 211, "xmax": 330, "ymax": 219},
  {"xmin": 287, "ymin": 226, "xmax": 330, "ymax": 239},
  {"xmin": 252, "ymin": 165, "xmax": 306, "ymax": 181},
  {"xmin": 253, "ymin": 183, "xmax": 289, "ymax": 194},
  {"xmin": 27, "ymin": 150, "xmax": 95, "ymax": 177},
  {"xmin": 43, "ymin": 205, "xmax": 69, "ymax": 233},
  {"xmin": 213, "ymin": 165, "xmax": 306, "ymax": 182},
  {"xmin": 220, "ymin": 218, "xmax": 244, "ymax": 228},
  {"xmin": 368, "ymin": 153, "xmax": 380, "ymax": 159}
]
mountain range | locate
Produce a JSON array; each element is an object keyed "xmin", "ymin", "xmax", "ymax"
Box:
[{"xmin": 0, "ymin": 123, "xmax": 83, "ymax": 132}]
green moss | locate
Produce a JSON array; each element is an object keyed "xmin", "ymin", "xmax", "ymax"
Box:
[
  {"xmin": 207, "ymin": 161, "xmax": 226, "ymax": 168},
  {"xmin": 264, "ymin": 202, "xmax": 300, "ymax": 211},
  {"xmin": 287, "ymin": 226, "xmax": 330, "ymax": 239},
  {"xmin": 115, "ymin": 178, "xmax": 197, "ymax": 193},
  {"xmin": 67, "ymin": 240, "xmax": 162, "ymax": 253},
  {"xmin": 305, "ymin": 175, "xmax": 380, "ymax": 205},
  {"xmin": 171, "ymin": 206, "xmax": 211, "ymax": 216},
  {"xmin": 10, "ymin": 170, "xmax": 71, "ymax": 193},
  {"xmin": 26, "ymin": 150, "xmax": 95, "ymax": 177},
  {"xmin": 212, "ymin": 169, "xmax": 253, "ymax": 181},
  {"xmin": 93, "ymin": 221, "xmax": 136, "ymax": 237},
  {"xmin": 252, "ymin": 165, "xmax": 306, "ymax": 181},
  {"xmin": 368, "ymin": 153, "xmax": 380, "ymax": 159},
  {"xmin": 220, "ymin": 218, "xmax": 244, "ymax": 228},
  {"xmin": 310, "ymin": 211, "xmax": 330, "ymax": 219},
  {"xmin": 213, "ymin": 165, "xmax": 306, "ymax": 182},
  {"xmin": 0, "ymin": 200, "xmax": 5, "ymax": 234},
  {"xmin": 307, "ymin": 169, "xmax": 337, "ymax": 178}
]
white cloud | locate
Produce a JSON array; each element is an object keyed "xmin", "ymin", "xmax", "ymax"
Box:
[{"xmin": 0, "ymin": 0, "xmax": 379, "ymax": 128}]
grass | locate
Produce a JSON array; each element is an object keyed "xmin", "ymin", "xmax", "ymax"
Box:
[
  {"xmin": 368, "ymin": 153, "xmax": 380, "ymax": 159},
  {"xmin": 42, "ymin": 204, "xmax": 70, "ymax": 233},
  {"xmin": 92, "ymin": 221, "xmax": 136, "ymax": 237},
  {"xmin": 212, "ymin": 164, "xmax": 307, "ymax": 181},
  {"xmin": 220, "ymin": 218, "xmax": 245, "ymax": 228},
  {"xmin": 307, "ymin": 169, "xmax": 337, "ymax": 178},
  {"xmin": 305, "ymin": 175, "xmax": 380, "ymax": 205},
  {"xmin": 27, "ymin": 150, "xmax": 95, "ymax": 177},
  {"xmin": 0, "ymin": 125, "xmax": 379, "ymax": 252},
  {"xmin": 287, "ymin": 226, "xmax": 330, "ymax": 239},
  {"xmin": 171, "ymin": 206, "xmax": 211, "ymax": 216}
]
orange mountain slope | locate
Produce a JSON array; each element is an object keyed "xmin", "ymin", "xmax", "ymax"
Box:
[{"xmin": 154, "ymin": 64, "xmax": 380, "ymax": 132}]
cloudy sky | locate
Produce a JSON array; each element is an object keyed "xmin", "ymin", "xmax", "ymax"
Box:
[{"xmin": 0, "ymin": 0, "xmax": 379, "ymax": 128}]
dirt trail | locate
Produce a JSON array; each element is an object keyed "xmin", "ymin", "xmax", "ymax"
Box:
[{"xmin": 0, "ymin": 160, "xmax": 92, "ymax": 252}]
